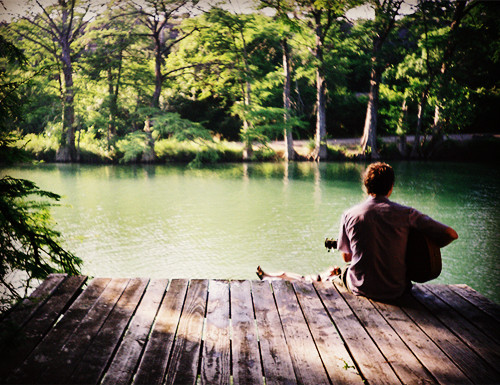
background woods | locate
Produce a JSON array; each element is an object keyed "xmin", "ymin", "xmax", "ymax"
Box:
[{"xmin": 1, "ymin": 0, "xmax": 499, "ymax": 164}]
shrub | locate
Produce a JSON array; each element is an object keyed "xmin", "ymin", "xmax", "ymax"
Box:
[
  {"xmin": 116, "ymin": 131, "xmax": 150, "ymax": 163},
  {"xmin": 251, "ymin": 146, "xmax": 279, "ymax": 162}
]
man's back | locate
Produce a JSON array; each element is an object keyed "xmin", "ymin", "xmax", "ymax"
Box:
[{"xmin": 338, "ymin": 196, "xmax": 451, "ymax": 300}]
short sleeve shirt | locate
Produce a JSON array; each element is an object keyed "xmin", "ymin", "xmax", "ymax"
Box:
[{"xmin": 337, "ymin": 196, "xmax": 450, "ymax": 300}]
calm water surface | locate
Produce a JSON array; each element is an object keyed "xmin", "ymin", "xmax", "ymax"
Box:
[{"xmin": 3, "ymin": 162, "xmax": 499, "ymax": 302}]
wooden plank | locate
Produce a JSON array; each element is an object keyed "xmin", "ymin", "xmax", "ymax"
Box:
[
  {"xmin": 230, "ymin": 280, "xmax": 264, "ymax": 385},
  {"xmin": 409, "ymin": 285, "xmax": 500, "ymax": 384},
  {"xmin": 7, "ymin": 278, "xmax": 111, "ymax": 384},
  {"xmin": 133, "ymin": 279, "xmax": 189, "ymax": 385},
  {"xmin": 101, "ymin": 279, "xmax": 169, "ymax": 385},
  {"xmin": 164, "ymin": 279, "xmax": 208, "ymax": 385},
  {"xmin": 272, "ymin": 280, "xmax": 330, "ymax": 385},
  {"xmin": 317, "ymin": 281, "xmax": 401, "ymax": 385},
  {"xmin": 373, "ymin": 294, "xmax": 474, "ymax": 385},
  {"xmin": 68, "ymin": 278, "xmax": 150, "ymax": 384},
  {"xmin": 290, "ymin": 282, "xmax": 367, "ymax": 384},
  {"xmin": 332, "ymin": 283, "xmax": 436, "ymax": 385},
  {"xmin": 0, "ymin": 275, "xmax": 87, "ymax": 380},
  {"xmin": 451, "ymin": 284, "xmax": 500, "ymax": 320},
  {"xmin": 424, "ymin": 284, "xmax": 500, "ymax": 344},
  {"xmin": 0, "ymin": 274, "xmax": 67, "ymax": 330},
  {"xmin": 252, "ymin": 280, "xmax": 296, "ymax": 385},
  {"xmin": 200, "ymin": 280, "xmax": 230, "ymax": 385},
  {"xmin": 422, "ymin": 285, "xmax": 500, "ymax": 367},
  {"xmin": 37, "ymin": 278, "xmax": 130, "ymax": 384}
]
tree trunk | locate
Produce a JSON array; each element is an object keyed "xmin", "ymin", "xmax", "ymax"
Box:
[
  {"xmin": 106, "ymin": 49, "xmax": 123, "ymax": 150},
  {"xmin": 411, "ymin": 92, "xmax": 427, "ymax": 158},
  {"xmin": 107, "ymin": 69, "xmax": 116, "ymax": 149},
  {"xmin": 282, "ymin": 38, "xmax": 295, "ymax": 161},
  {"xmin": 396, "ymin": 99, "xmax": 408, "ymax": 157},
  {"xmin": 311, "ymin": 12, "xmax": 327, "ymax": 161},
  {"xmin": 360, "ymin": 60, "xmax": 381, "ymax": 159},
  {"xmin": 56, "ymin": 41, "xmax": 76, "ymax": 162},
  {"xmin": 242, "ymin": 81, "xmax": 253, "ymax": 160},
  {"xmin": 152, "ymin": 33, "xmax": 162, "ymax": 109},
  {"xmin": 240, "ymin": 31, "xmax": 253, "ymax": 160},
  {"xmin": 141, "ymin": 119, "xmax": 156, "ymax": 162}
]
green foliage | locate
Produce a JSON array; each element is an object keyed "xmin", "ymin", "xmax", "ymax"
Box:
[
  {"xmin": 2, "ymin": 0, "xmax": 497, "ymax": 162},
  {"xmin": 0, "ymin": 31, "xmax": 81, "ymax": 312},
  {"xmin": 0, "ymin": 177, "xmax": 82, "ymax": 310},
  {"xmin": 234, "ymin": 104, "xmax": 307, "ymax": 145},
  {"xmin": 154, "ymin": 138, "xmax": 243, "ymax": 165},
  {"xmin": 116, "ymin": 131, "xmax": 150, "ymax": 163},
  {"xmin": 19, "ymin": 133, "xmax": 59, "ymax": 161},
  {"xmin": 251, "ymin": 146, "xmax": 279, "ymax": 162},
  {"xmin": 151, "ymin": 112, "xmax": 213, "ymax": 143}
]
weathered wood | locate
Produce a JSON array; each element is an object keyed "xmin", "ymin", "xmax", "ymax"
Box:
[
  {"xmin": 272, "ymin": 280, "xmax": 330, "ymax": 385},
  {"xmin": 38, "ymin": 278, "xmax": 130, "ymax": 384},
  {"xmin": 133, "ymin": 279, "xmax": 189, "ymax": 385},
  {"xmin": 0, "ymin": 275, "xmax": 87, "ymax": 380},
  {"xmin": 419, "ymin": 285, "xmax": 500, "ymax": 374},
  {"xmin": 201, "ymin": 280, "xmax": 231, "ymax": 385},
  {"xmin": 68, "ymin": 278, "xmax": 150, "ymax": 384},
  {"xmin": 7, "ymin": 278, "xmax": 111, "ymax": 384},
  {"xmin": 423, "ymin": 284, "xmax": 500, "ymax": 344},
  {"xmin": 230, "ymin": 280, "xmax": 264, "ymax": 385},
  {"xmin": 373, "ymin": 292, "xmax": 474, "ymax": 385},
  {"xmin": 252, "ymin": 280, "xmax": 296, "ymax": 385},
  {"xmin": 318, "ymin": 281, "xmax": 401, "ymax": 385},
  {"xmin": 295, "ymin": 281, "xmax": 363, "ymax": 384},
  {"xmin": 164, "ymin": 279, "xmax": 208, "ymax": 385},
  {"xmin": 0, "ymin": 274, "xmax": 67, "ymax": 329},
  {"xmin": 101, "ymin": 279, "xmax": 168, "ymax": 385},
  {"xmin": 1, "ymin": 276, "xmax": 498, "ymax": 385},
  {"xmin": 409, "ymin": 285, "xmax": 499, "ymax": 384},
  {"xmin": 326, "ymin": 281, "xmax": 433, "ymax": 385},
  {"xmin": 451, "ymin": 284, "xmax": 500, "ymax": 320}
]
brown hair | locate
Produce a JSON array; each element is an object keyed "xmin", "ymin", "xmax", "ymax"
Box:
[{"xmin": 363, "ymin": 162, "xmax": 395, "ymax": 196}]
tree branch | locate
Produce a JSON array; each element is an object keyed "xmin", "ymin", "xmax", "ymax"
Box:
[
  {"xmin": 161, "ymin": 26, "xmax": 198, "ymax": 55},
  {"xmin": 35, "ymin": 0, "xmax": 61, "ymax": 37}
]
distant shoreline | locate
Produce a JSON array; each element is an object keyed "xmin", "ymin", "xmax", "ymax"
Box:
[{"xmin": 18, "ymin": 133, "xmax": 500, "ymax": 165}]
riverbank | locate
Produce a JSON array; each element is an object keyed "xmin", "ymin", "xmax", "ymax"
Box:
[{"xmin": 19, "ymin": 133, "xmax": 500, "ymax": 164}]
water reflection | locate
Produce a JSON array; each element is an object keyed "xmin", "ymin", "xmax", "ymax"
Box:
[{"xmin": 2, "ymin": 161, "xmax": 499, "ymax": 303}]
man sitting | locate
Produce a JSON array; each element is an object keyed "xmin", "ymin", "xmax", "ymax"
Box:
[{"xmin": 257, "ymin": 162, "xmax": 458, "ymax": 300}]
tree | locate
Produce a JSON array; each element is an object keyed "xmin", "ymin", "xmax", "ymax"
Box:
[
  {"xmin": 259, "ymin": 0, "xmax": 298, "ymax": 161},
  {"xmin": 120, "ymin": 0, "xmax": 200, "ymax": 161},
  {"xmin": 171, "ymin": 8, "xmax": 281, "ymax": 158},
  {"xmin": 12, "ymin": 0, "xmax": 96, "ymax": 162},
  {"xmin": 395, "ymin": 0, "xmax": 479, "ymax": 158},
  {"xmin": 79, "ymin": 5, "xmax": 137, "ymax": 149},
  {"xmin": 359, "ymin": 0, "xmax": 403, "ymax": 159},
  {"xmin": 426, "ymin": 0, "xmax": 478, "ymax": 153},
  {"xmin": 124, "ymin": 0, "xmax": 199, "ymax": 109},
  {"xmin": 0, "ymin": 33, "xmax": 81, "ymax": 312},
  {"xmin": 288, "ymin": 0, "xmax": 360, "ymax": 161}
]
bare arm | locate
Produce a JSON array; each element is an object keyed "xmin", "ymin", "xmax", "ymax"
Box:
[
  {"xmin": 342, "ymin": 252, "xmax": 352, "ymax": 263},
  {"xmin": 439, "ymin": 227, "xmax": 459, "ymax": 247}
]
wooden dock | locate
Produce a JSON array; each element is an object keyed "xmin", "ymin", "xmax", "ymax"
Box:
[{"xmin": 0, "ymin": 274, "xmax": 499, "ymax": 385}]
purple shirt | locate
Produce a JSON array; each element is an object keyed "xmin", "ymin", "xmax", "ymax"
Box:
[{"xmin": 337, "ymin": 196, "xmax": 450, "ymax": 300}]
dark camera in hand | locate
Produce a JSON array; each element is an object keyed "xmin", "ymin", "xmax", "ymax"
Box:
[{"xmin": 324, "ymin": 238, "xmax": 337, "ymax": 251}]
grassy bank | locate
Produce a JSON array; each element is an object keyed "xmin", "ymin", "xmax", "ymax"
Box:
[{"xmin": 17, "ymin": 133, "xmax": 500, "ymax": 165}]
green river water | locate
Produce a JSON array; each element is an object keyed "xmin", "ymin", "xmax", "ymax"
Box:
[{"xmin": 3, "ymin": 161, "xmax": 499, "ymax": 303}]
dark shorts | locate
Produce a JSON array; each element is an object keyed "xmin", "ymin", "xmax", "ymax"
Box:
[{"xmin": 338, "ymin": 263, "xmax": 351, "ymax": 292}]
